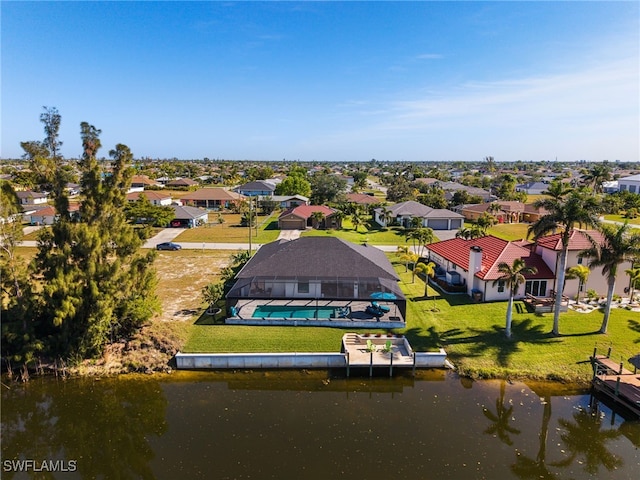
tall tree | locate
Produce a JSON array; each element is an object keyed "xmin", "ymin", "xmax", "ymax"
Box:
[
  {"xmin": 405, "ymin": 227, "xmax": 434, "ymax": 259},
  {"xmin": 625, "ymin": 265, "xmax": 640, "ymax": 304},
  {"xmin": 30, "ymin": 121, "xmax": 160, "ymax": 359},
  {"xmin": 415, "ymin": 260, "xmax": 436, "ymax": 299},
  {"xmin": 529, "ymin": 189, "xmax": 600, "ymax": 335},
  {"xmin": 274, "ymin": 173, "xmax": 311, "ymax": 197},
  {"xmin": 310, "ymin": 173, "xmax": 347, "ymax": 204},
  {"xmin": 580, "ymin": 223, "xmax": 640, "ymax": 334},
  {"xmin": 492, "ymin": 259, "xmax": 538, "ymax": 338}
]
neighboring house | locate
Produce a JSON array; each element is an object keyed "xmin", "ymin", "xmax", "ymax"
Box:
[
  {"xmin": 166, "ymin": 178, "xmax": 198, "ymax": 188},
  {"xmin": 533, "ymin": 229, "xmax": 633, "ymax": 299},
  {"xmin": 345, "ymin": 193, "xmax": 382, "ymax": 207},
  {"xmin": 434, "ymin": 181, "xmax": 493, "ymax": 202},
  {"xmin": 130, "ymin": 175, "xmax": 162, "ymax": 189},
  {"xmin": 516, "ymin": 181, "xmax": 549, "ymax": 195},
  {"xmin": 617, "ymin": 174, "xmax": 640, "ymax": 194},
  {"xmin": 270, "ymin": 195, "xmax": 309, "ymax": 209},
  {"xmin": 126, "ymin": 191, "xmax": 173, "ymax": 206},
  {"xmin": 278, "ymin": 205, "xmax": 340, "ymax": 230},
  {"xmin": 602, "ymin": 181, "xmax": 619, "ymax": 194},
  {"xmin": 16, "ymin": 190, "xmax": 48, "ymax": 205},
  {"xmin": 226, "ymin": 237, "xmax": 407, "ymax": 321},
  {"xmin": 180, "ymin": 188, "xmax": 245, "ymax": 210},
  {"xmin": 169, "ymin": 205, "xmax": 208, "ymax": 228},
  {"xmin": 425, "ymin": 229, "xmax": 635, "ymax": 302},
  {"xmin": 28, "ymin": 204, "xmax": 80, "ymax": 225},
  {"xmin": 425, "ymin": 235, "xmax": 555, "ymax": 302},
  {"xmin": 461, "ymin": 201, "xmax": 547, "ymax": 224},
  {"xmin": 373, "ymin": 201, "xmax": 463, "ymax": 230},
  {"xmin": 234, "ymin": 180, "xmax": 276, "ymax": 197}
]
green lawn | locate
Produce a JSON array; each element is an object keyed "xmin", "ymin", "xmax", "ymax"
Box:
[
  {"xmin": 173, "ymin": 214, "xmax": 281, "ymax": 243},
  {"xmin": 182, "ymin": 252, "xmax": 640, "ymax": 383},
  {"xmin": 486, "ymin": 223, "xmax": 532, "ymax": 241},
  {"xmin": 603, "ymin": 214, "xmax": 640, "ymax": 226},
  {"xmin": 301, "ymin": 219, "xmax": 408, "ymax": 245}
]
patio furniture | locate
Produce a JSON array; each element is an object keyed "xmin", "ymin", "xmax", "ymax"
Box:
[{"xmin": 370, "ymin": 301, "xmax": 390, "ymax": 313}]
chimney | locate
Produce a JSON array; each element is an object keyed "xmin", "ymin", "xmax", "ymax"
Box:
[{"xmin": 468, "ymin": 245, "xmax": 483, "ymax": 294}]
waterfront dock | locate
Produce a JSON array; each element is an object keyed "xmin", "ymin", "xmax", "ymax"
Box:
[{"xmin": 590, "ymin": 348, "xmax": 640, "ymax": 418}]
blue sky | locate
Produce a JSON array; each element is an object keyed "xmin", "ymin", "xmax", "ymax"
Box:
[{"xmin": 2, "ymin": 1, "xmax": 638, "ymax": 162}]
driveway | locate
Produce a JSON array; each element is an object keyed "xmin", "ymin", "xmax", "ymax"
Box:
[
  {"xmin": 276, "ymin": 229, "xmax": 302, "ymax": 241},
  {"xmin": 143, "ymin": 228, "xmax": 184, "ymax": 249}
]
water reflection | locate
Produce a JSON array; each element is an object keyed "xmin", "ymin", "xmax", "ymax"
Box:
[
  {"xmin": 1, "ymin": 376, "xmax": 167, "ymax": 479},
  {"xmin": 1, "ymin": 371, "xmax": 638, "ymax": 480}
]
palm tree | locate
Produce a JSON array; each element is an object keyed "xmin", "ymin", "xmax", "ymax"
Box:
[
  {"xmin": 565, "ymin": 265, "xmax": 590, "ymax": 304},
  {"xmin": 351, "ymin": 211, "xmax": 366, "ymax": 233},
  {"xmin": 583, "ymin": 164, "xmax": 611, "ymax": 194},
  {"xmin": 311, "ymin": 211, "xmax": 325, "ymax": 229},
  {"xmin": 476, "ymin": 212, "xmax": 497, "ymax": 234},
  {"xmin": 415, "ymin": 261, "xmax": 437, "ymax": 309},
  {"xmin": 397, "ymin": 245, "xmax": 418, "ymax": 280},
  {"xmin": 405, "ymin": 227, "xmax": 435, "ymax": 259},
  {"xmin": 381, "ymin": 207, "xmax": 394, "ymax": 227},
  {"xmin": 529, "ymin": 189, "xmax": 600, "ymax": 335},
  {"xmin": 625, "ymin": 265, "xmax": 640, "ymax": 304},
  {"xmin": 456, "ymin": 224, "xmax": 485, "ymax": 240},
  {"xmin": 580, "ymin": 222, "xmax": 640, "ymax": 333},
  {"xmin": 492, "ymin": 259, "xmax": 538, "ymax": 338}
]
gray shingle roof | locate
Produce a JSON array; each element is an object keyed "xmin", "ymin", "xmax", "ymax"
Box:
[{"xmin": 237, "ymin": 237, "xmax": 399, "ymax": 280}]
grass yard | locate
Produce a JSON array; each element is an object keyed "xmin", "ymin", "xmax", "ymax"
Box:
[
  {"xmin": 301, "ymin": 219, "xmax": 408, "ymax": 245},
  {"xmin": 172, "ymin": 213, "xmax": 281, "ymax": 243},
  {"xmin": 603, "ymin": 214, "xmax": 640, "ymax": 226},
  {"xmin": 181, "ymin": 251, "xmax": 640, "ymax": 384},
  {"xmin": 486, "ymin": 223, "xmax": 532, "ymax": 241}
]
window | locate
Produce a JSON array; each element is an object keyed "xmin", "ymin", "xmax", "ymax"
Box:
[
  {"xmin": 298, "ymin": 282, "xmax": 309, "ymax": 294},
  {"xmin": 577, "ymin": 257, "xmax": 583, "ymax": 265},
  {"xmin": 630, "ymin": 185, "xmax": 637, "ymax": 194},
  {"xmin": 497, "ymin": 280, "xmax": 505, "ymax": 293},
  {"xmin": 525, "ymin": 280, "xmax": 547, "ymax": 297}
]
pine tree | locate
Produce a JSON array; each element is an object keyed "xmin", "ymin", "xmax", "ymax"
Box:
[{"xmin": 29, "ymin": 117, "xmax": 160, "ymax": 359}]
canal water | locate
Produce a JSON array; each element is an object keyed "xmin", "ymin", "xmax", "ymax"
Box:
[{"xmin": 2, "ymin": 369, "xmax": 639, "ymax": 480}]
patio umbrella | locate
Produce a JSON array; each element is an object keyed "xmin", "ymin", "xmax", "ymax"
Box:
[
  {"xmin": 370, "ymin": 291, "xmax": 397, "ymax": 300},
  {"xmin": 628, "ymin": 354, "xmax": 640, "ymax": 370}
]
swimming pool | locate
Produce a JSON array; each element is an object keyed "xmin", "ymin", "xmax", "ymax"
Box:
[{"xmin": 252, "ymin": 305, "xmax": 337, "ymax": 319}]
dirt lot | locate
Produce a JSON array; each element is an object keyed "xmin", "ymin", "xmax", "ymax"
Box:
[{"xmin": 153, "ymin": 249, "xmax": 238, "ymax": 322}]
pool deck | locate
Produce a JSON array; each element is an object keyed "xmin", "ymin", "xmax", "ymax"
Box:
[{"xmin": 226, "ymin": 299, "xmax": 405, "ymax": 329}]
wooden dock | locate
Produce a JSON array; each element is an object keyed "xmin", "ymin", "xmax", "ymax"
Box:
[
  {"xmin": 342, "ymin": 333, "xmax": 415, "ymax": 377},
  {"xmin": 590, "ymin": 349, "xmax": 640, "ymax": 418}
]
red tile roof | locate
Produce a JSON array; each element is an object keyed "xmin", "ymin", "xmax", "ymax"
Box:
[
  {"xmin": 426, "ymin": 235, "xmax": 554, "ymax": 281},
  {"xmin": 279, "ymin": 205, "xmax": 336, "ymax": 219},
  {"xmin": 535, "ymin": 229, "xmax": 602, "ymax": 251}
]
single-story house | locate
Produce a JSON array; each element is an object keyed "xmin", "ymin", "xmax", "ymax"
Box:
[
  {"xmin": 234, "ymin": 180, "xmax": 276, "ymax": 197},
  {"xmin": 166, "ymin": 178, "xmax": 199, "ymax": 188},
  {"xmin": 602, "ymin": 181, "xmax": 619, "ymax": 194},
  {"xmin": 226, "ymin": 237, "xmax": 407, "ymax": 322},
  {"xmin": 28, "ymin": 204, "xmax": 81, "ymax": 225},
  {"xmin": 374, "ymin": 201, "xmax": 463, "ymax": 230},
  {"xmin": 617, "ymin": 174, "xmax": 640, "ymax": 194},
  {"xmin": 126, "ymin": 191, "xmax": 173, "ymax": 206},
  {"xmin": 131, "ymin": 175, "xmax": 162, "ymax": 189},
  {"xmin": 345, "ymin": 193, "xmax": 382, "ymax": 206},
  {"xmin": 169, "ymin": 205, "xmax": 208, "ymax": 228},
  {"xmin": 461, "ymin": 201, "xmax": 547, "ymax": 224},
  {"xmin": 278, "ymin": 205, "xmax": 341, "ymax": 230},
  {"xmin": 270, "ymin": 195, "xmax": 309, "ymax": 209},
  {"xmin": 516, "ymin": 181, "xmax": 549, "ymax": 195},
  {"xmin": 16, "ymin": 190, "xmax": 48, "ymax": 205},
  {"xmin": 425, "ymin": 235, "xmax": 555, "ymax": 302},
  {"xmin": 180, "ymin": 188, "xmax": 245, "ymax": 210}
]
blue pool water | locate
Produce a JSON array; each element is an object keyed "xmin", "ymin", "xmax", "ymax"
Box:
[{"xmin": 252, "ymin": 305, "xmax": 337, "ymax": 319}]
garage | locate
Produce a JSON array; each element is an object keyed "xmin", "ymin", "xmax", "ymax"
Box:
[
  {"xmin": 278, "ymin": 215, "xmax": 305, "ymax": 230},
  {"xmin": 427, "ymin": 219, "xmax": 450, "ymax": 230},
  {"xmin": 450, "ymin": 218, "xmax": 463, "ymax": 229}
]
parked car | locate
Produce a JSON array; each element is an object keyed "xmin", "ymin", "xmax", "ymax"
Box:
[{"xmin": 156, "ymin": 242, "xmax": 182, "ymax": 251}]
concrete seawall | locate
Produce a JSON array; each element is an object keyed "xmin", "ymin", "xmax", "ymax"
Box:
[
  {"xmin": 175, "ymin": 352, "xmax": 347, "ymax": 369},
  {"xmin": 175, "ymin": 349, "xmax": 449, "ymax": 370}
]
